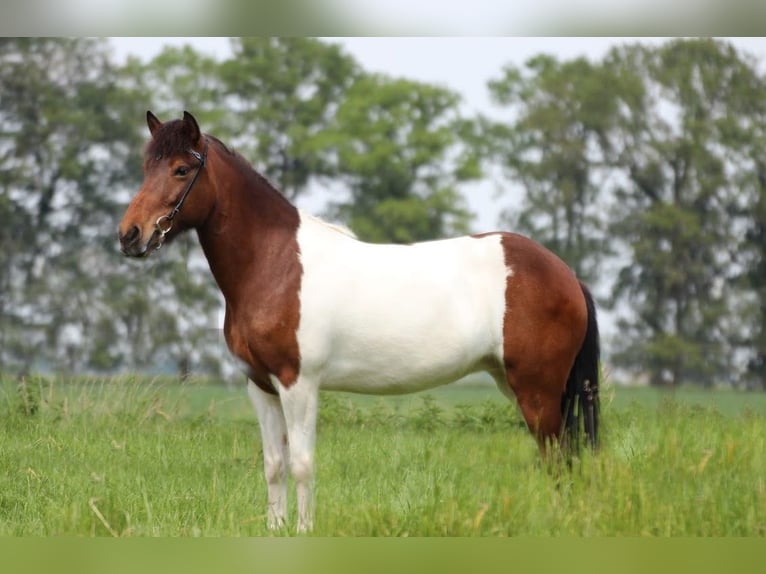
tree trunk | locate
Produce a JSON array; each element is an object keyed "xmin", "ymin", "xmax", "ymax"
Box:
[{"xmin": 177, "ymin": 355, "xmax": 192, "ymax": 383}]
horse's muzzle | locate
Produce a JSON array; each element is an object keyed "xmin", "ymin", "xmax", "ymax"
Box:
[{"xmin": 118, "ymin": 225, "xmax": 155, "ymax": 258}]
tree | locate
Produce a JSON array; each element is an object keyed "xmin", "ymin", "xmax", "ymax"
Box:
[
  {"xmin": 0, "ymin": 37, "xmax": 145, "ymax": 374},
  {"xmin": 0, "ymin": 38, "xmax": 226, "ymax": 378},
  {"xmin": 603, "ymin": 39, "xmax": 762, "ymax": 386},
  {"xmin": 724, "ymin": 51, "xmax": 766, "ymax": 390},
  {"xmin": 118, "ymin": 43, "xmax": 228, "ymax": 131},
  {"xmin": 486, "ymin": 54, "xmax": 619, "ymax": 284},
  {"xmin": 328, "ymin": 73, "xmax": 475, "ymax": 243},
  {"xmin": 744, "ymin": 170, "xmax": 766, "ymax": 389},
  {"xmin": 219, "ymin": 37, "xmax": 360, "ymax": 200}
]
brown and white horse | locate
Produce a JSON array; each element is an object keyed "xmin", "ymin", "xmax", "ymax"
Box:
[{"xmin": 119, "ymin": 111, "xmax": 600, "ymax": 532}]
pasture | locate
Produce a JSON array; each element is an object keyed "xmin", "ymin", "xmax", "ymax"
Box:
[{"xmin": 0, "ymin": 375, "xmax": 764, "ymax": 536}]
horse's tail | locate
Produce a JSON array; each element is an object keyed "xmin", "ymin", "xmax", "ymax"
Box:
[{"xmin": 561, "ymin": 281, "xmax": 600, "ymax": 452}]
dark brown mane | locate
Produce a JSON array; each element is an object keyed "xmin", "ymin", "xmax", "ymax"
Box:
[
  {"xmin": 206, "ymin": 136, "xmax": 292, "ymax": 207},
  {"xmin": 206, "ymin": 135, "xmax": 233, "ymax": 155}
]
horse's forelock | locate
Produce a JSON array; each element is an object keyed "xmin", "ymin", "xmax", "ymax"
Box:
[{"xmin": 145, "ymin": 119, "xmax": 198, "ymax": 163}]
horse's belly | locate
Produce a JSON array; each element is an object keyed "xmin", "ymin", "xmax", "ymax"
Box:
[
  {"xmin": 316, "ymin": 311, "xmax": 498, "ymax": 394},
  {"xmin": 318, "ymin": 352, "xmax": 490, "ymax": 394}
]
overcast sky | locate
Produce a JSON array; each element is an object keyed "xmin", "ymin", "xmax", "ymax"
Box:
[{"xmin": 110, "ymin": 37, "xmax": 766, "ymax": 116}]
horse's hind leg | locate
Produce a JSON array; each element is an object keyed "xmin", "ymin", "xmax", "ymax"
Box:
[{"xmin": 247, "ymin": 381, "xmax": 288, "ymax": 529}]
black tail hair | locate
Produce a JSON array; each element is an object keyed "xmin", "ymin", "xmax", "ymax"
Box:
[{"xmin": 561, "ymin": 281, "xmax": 600, "ymax": 452}]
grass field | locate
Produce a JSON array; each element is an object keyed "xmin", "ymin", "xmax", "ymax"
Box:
[{"xmin": 0, "ymin": 375, "xmax": 764, "ymax": 536}]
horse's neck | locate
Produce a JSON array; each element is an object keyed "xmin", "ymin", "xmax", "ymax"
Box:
[{"xmin": 196, "ymin": 163, "xmax": 301, "ymax": 307}]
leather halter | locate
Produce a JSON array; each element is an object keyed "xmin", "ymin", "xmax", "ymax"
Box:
[{"xmin": 154, "ymin": 138, "xmax": 209, "ymax": 247}]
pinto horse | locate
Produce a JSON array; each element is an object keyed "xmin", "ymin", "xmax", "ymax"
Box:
[{"xmin": 119, "ymin": 111, "xmax": 600, "ymax": 532}]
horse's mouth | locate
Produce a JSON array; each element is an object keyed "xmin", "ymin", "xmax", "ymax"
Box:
[
  {"xmin": 121, "ymin": 245, "xmax": 151, "ymax": 258},
  {"xmin": 120, "ymin": 230, "xmax": 163, "ymax": 258},
  {"xmin": 122, "ymin": 247, "xmax": 151, "ymax": 258}
]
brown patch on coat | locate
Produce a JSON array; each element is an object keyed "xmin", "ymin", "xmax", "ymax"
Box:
[
  {"xmin": 474, "ymin": 232, "xmax": 587, "ymax": 445},
  {"xmin": 120, "ymin": 113, "xmax": 303, "ymax": 394},
  {"xmin": 198, "ymin": 138, "xmax": 303, "ymax": 394}
]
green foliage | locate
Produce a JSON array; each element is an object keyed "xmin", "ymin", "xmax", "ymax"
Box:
[
  {"xmin": 119, "ymin": 44, "xmax": 227, "ymax": 130},
  {"xmin": 15, "ymin": 376, "xmax": 42, "ymax": 416},
  {"xmin": 219, "ymin": 37, "xmax": 360, "ymax": 199},
  {"xmin": 486, "ymin": 54, "xmax": 618, "ymax": 283},
  {"xmin": 328, "ymin": 74, "xmax": 474, "ymax": 242},
  {"xmin": 603, "ymin": 39, "xmax": 765, "ymax": 387},
  {"xmin": 0, "ymin": 38, "xmax": 145, "ymax": 374}
]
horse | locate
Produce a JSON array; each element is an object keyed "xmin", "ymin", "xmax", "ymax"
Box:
[{"xmin": 118, "ymin": 111, "xmax": 600, "ymax": 533}]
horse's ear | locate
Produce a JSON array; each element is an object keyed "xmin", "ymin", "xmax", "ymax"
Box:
[
  {"xmin": 183, "ymin": 111, "xmax": 202, "ymax": 146},
  {"xmin": 147, "ymin": 111, "xmax": 162, "ymax": 137}
]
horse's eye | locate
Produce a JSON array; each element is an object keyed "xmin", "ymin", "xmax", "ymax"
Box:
[{"xmin": 174, "ymin": 166, "xmax": 189, "ymax": 177}]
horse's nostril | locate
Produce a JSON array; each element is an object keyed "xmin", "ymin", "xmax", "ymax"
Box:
[{"xmin": 120, "ymin": 225, "xmax": 140, "ymax": 246}]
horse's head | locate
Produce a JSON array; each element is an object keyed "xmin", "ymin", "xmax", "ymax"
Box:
[{"xmin": 118, "ymin": 111, "xmax": 213, "ymax": 257}]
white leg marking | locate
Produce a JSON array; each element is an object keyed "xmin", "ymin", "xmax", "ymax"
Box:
[
  {"xmin": 278, "ymin": 380, "xmax": 319, "ymax": 533},
  {"xmin": 247, "ymin": 381, "xmax": 288, "ymax": 530}
]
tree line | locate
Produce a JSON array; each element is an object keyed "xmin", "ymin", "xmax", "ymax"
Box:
[{"xmin": 1, "ymin": 37, "xmax": 764, "ymax": 389}]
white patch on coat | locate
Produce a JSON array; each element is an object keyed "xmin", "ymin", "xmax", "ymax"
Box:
[{"xmin": 295, "ymin": 214, "xmax": 509, "ymax": 394}]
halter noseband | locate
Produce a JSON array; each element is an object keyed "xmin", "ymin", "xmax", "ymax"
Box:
[{"xmin": 154, "ymin": 138, "xmax": 209, "ymax": 249}]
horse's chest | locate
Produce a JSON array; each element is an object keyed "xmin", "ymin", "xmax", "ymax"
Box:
[{"xmin": 224, "ymin": 307, "xmax": 300, "ymax": 393}]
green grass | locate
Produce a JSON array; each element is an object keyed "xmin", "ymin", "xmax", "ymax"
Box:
[{"xmin": 0, "ymin": 375, "xmax": 764, "ymax": 536}]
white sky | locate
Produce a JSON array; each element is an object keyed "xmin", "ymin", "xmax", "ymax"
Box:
[{"xmin": 110, "ymin": 37, "xmax": 766, "ymax": 114}]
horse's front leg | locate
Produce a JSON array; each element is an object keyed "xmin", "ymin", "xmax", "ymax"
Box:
[
  {"xmin": 278, "ymin": 378, "xmax": 319, "ymax": 533},
  {"xmin": 247, "ymin": 381, "xmax": 288, "ymax": 530}
]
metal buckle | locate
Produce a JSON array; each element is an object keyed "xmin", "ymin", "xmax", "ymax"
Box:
[
  {"xmin": 189, "ymin": 149, "xmax": 203, "ymax": 164},
  {"xmin": 155, "ymin": 214, "xmax": 173, "ymax": 237}
]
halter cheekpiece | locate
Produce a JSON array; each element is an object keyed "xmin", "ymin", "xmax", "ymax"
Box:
[{"xmin": 154, "ymin": 138, "xmax": 209, "ymax": 248}]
